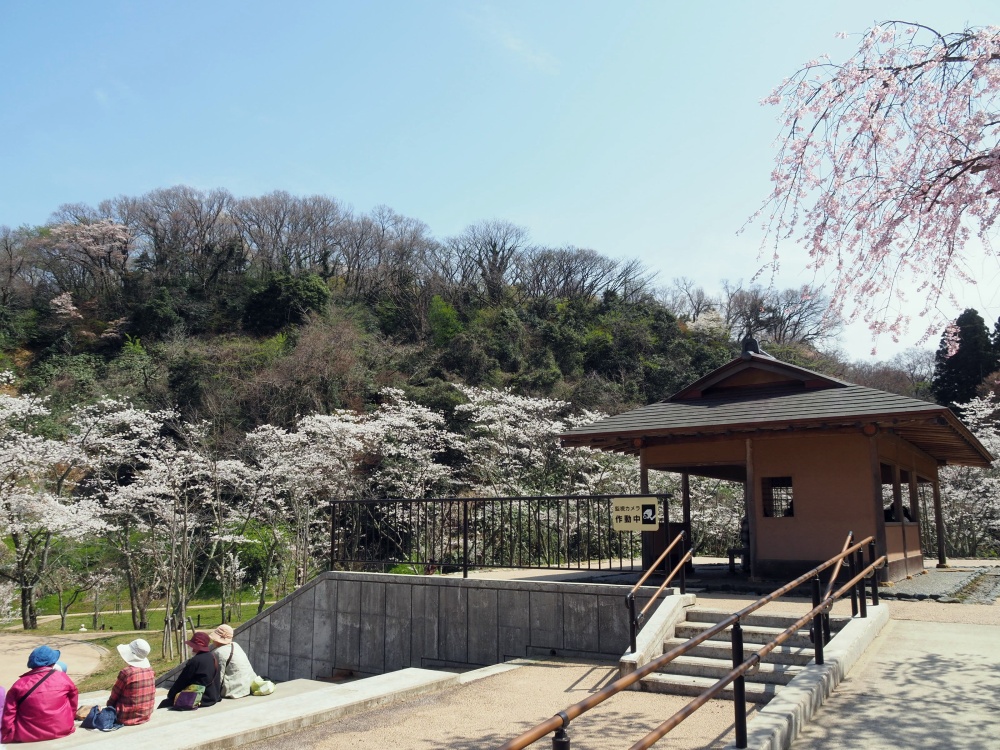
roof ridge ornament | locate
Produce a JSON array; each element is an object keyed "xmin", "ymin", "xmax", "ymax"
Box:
[{"xmin": 741, "ymin": 337, "xmax": 774, "ymax": 359}]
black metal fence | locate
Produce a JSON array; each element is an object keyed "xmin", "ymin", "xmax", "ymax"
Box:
[{"xmin": 328, "ymin": 494, "xmax": 667, "ymax": 577}]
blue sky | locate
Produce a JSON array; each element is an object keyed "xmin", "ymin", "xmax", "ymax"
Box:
[{"xmin": 2, "ymin": 0, "xmax": 998, "ymax": 359}]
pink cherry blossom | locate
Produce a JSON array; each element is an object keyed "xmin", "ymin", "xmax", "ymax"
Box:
[{"xmin": 754, "ymin": 22, "xmax": 1000, "ymax": 343}]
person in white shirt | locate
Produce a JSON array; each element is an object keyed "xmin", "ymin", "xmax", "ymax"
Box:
[{"xmin": 209, "ymin": 624, "xmax": 256, "ymax": 699}]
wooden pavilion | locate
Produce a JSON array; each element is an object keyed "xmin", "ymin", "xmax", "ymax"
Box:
[{"xmin": 561, "ymin": 347, "xmax": 994, "ymax": 581}]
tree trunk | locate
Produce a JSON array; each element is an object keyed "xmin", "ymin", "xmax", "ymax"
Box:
[
  {"xmin": 258, "ymin": 546, "xmax": 277, "ymax": 615},
  {"xmin": 125, "ymin": 557, "xmax": 143, "ymax": 629},
  {"xmin": 58, "ymin": 591, "xmax": 67, "ymax": 630},
  {"xmin": 20, "ymin": 585, "xmax": 37, "ymax": 630},
  {"xmin": 217, "ymin": 545, "xmax": 227, "ymax": 625}
]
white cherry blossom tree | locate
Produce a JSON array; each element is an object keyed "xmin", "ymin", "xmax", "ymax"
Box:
[
  {"xmin": 936, "ymin": 394, "xmax": 1000, "ymax": 556},
  {"xmin": 244, "ymin": 422, "xmax": 333, "ymax": 587},
  {"xmin": 0, "ymin": 373, "xmax": 104, "ymax": 628},
  {"xmin": 71, "ymin": 398, "xmax": 176, "ymax": 629}
]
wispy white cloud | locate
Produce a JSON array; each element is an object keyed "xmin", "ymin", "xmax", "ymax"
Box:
[
  {"xmin": 92, "ymin": 80, "xmax": 135, "ymax": 109},
  {"xmin": 465, "ymin": 5, "xmax": 560, "ymax": 75},
  {"xmin": 498, "ymin": 31, "xmax": 559, "ymax": 74}
]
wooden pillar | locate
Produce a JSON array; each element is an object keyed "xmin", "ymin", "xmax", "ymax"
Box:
[
  {"xmin": 681, "ymin": 472, "xmax": 693, "ymax": 572},
  {"xmin": 868, "ymin": 436, "xmax": 888, "ymax": 582},
  {"xmin": 894, "ymin": 465, "xmax": 908, "ymax": 567},
  {"xmin": 745, "ymin": 439, "xmax": 756, "ymax": 578},
  {"xmin": 640, "ymin": 448, "xmax": 652, "ymax": 570},
  {"xmin": 906, "ymin": 471, "xmax": 921, "ymax": 574},
  {"xmin": 681, "ymin": 472, "xmax": 691, "ymax": 541},
  {"xmin": 933, "ymin": 478, "xmax": 947, "ymax": 568}
]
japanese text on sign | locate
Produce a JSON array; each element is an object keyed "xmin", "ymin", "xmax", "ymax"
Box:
[{"xmin": 611, "ymin": 498, "xmax": 659, "ymax": 532}]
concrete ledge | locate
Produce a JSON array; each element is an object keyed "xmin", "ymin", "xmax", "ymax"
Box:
[
  {"xmin": 32, "ymin": 669, "xmax": 460, "ymax": 750},
  {"xmin": 619, "ymin": 593, "xmax": 696, "ymax": 678},
  {"xmin": 457, "ymin": 658, "xmax": 531, "ymax": 684},
  {"xmin": 728, "ymin": 603, "xmax": 891, "ymax": 750}
]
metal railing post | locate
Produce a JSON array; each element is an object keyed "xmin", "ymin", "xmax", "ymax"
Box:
[
  {"xmin": 732, "ymin": 621, "xmax": 747, "ymax": 748},
  {"xmin": 627, "ymin": 594, "xmax": 638, "ymax": 654},
  {"xmin": 855, "ymin": 549, "xmax": 867, "ymax": 618},
  {"xmin": 811, "ymin": 576, "xmax": 825, "ymax": 665},
  {"xmin": 462, "ymin": 499, "xmax": 469, "ymax": 579},
  {"xmin": 847, "ymin": 550, "xmax": 858, "ymax": 617},
  {"xmin": 868, "ymin": 540, "xmax": 880, "ymax": 606},
  {"xmin": 679, "ymin": 533, "xmax": 687, "ymax": 594},
  {"xmin": 552, "ymin": 712, "xmax": 571, "ymax": 749}
]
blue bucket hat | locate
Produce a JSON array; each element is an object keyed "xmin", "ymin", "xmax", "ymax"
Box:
[{"xmin": 27, "ymin": 645, "xmax": 60, "ymax": 669}]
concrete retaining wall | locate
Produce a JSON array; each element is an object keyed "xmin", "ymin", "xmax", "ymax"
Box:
[{"xmin": 233, "ymin": 572, "xmax": 664, "ymax": 682}]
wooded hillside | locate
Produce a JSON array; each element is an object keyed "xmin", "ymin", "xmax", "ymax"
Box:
[{"xmin": 0, "ymin": 186, "xmax": 743, "ymax": 437}]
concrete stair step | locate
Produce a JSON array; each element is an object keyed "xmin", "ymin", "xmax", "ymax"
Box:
[
  {"xmin": 662, "ymin": 637, "xmax": 815, "ymax": 666},
  {"xmin": 684, "ymin": 608, "xmax": 848, "ymax": 633},
  {"xmin": 655, "ymin": 655, "xmax": 801, "ymax": 685},
  {"xmin": 675, "ymin": 620, "xmax": 815, "ymax": 648},
  {"xmin": 638, "ymin": 673, "xmax": 777, "ymax": 704}
]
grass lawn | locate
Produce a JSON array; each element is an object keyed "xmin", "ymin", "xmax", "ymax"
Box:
[
  {"xmin": 73, "ymin": 613, "xmax": 254, "ymax": 693},
  {"xmin": 33, "ymin": 603, "xmax": 257, "ymax": 693},
  {"xmin": 32, "ymin": 603, "xmax": 265, "ymax": 636}
]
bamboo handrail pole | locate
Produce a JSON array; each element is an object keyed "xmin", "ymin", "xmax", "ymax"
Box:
[
  {"xmin": 498, "ymin": 618, "xmax": 735, "ymax": 750},
  {"xmin": 733, "ymin": 536, "xmax": 874, "ymax": 622},
  {"xmin": 822, "ymin": 532, "xmax": 854, "ymax": 601},
  {"xmin": 629, "ymin": 531, "xmax": 684, "ymax": 595},
  {"xmin": 640, "ymin": 549, "xmax": 693, "ymax": 619},
  {"xmin": 628, "ymin": 660, "xmax": 758, "ymax": 749},
  {"xmin": 831, "ymin": 556, "xmax": 887, "ymax": 602}
]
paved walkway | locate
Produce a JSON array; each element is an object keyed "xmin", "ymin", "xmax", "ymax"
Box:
[
  {"xmin": 0, "ymin": 633, "xmax": 106, "ymax": 689},
  {"xmin": 792, "ymin": 618, "xmax": 1000, "ymax": 749}
]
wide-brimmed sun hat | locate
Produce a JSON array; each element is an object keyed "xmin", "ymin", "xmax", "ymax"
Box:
[
  {"xmin": 27, "ymin": 645, "xmax": 60, "ymax": 669},
  {"xmin": 185, "ymin": 632, "xmax": 212, "ymax": 653},
  {"xmin": 117, "ymin": 638, "xmax": 152, "ymax": 669},
  {"xmin": 210, "ymin": 624, "xmax": 234, "ymax": 645}
]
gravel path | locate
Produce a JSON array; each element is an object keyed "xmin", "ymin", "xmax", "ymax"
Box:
[{"xmin": 243, "ymin": 660, "xmax": 756, "ymax": 750}]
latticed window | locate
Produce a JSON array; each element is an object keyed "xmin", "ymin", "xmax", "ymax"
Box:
[{"xmin": 762, "ymin": 476, "xmax": 794, "ymax": 517}]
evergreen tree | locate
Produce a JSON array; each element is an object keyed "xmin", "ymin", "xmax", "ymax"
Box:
[{"xmin": 931, "ymin": 309, "xmax": 997, "ymax": 408}]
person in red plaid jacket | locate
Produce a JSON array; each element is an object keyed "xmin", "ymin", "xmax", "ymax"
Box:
[{"xmin": 107, "ymin": 639, "xmax": 155, "ymax": 725}]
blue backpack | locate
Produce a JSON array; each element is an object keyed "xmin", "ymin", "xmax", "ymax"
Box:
[{"xmin": 81, "ymin": 705, "xmax": 121, "ymax": 731}]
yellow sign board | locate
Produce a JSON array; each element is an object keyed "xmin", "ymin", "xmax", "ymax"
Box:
[{"xmin": 611, "ymin": 498, "xmax": 659, "ymax": 532}]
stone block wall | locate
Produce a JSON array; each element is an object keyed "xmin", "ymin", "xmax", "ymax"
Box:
[{"xmin": 234, "ymin": 572, "xmax": 664, "ymax": 682}]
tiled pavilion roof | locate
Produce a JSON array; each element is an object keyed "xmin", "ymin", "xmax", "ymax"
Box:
[{"xmin": 561, "ymin": 352, "xmax": 993, "ymax": 468}]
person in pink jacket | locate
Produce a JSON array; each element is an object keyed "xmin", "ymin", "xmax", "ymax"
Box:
[{"xmin": 1, "ymin": 645, "xmax": 78, "ymax": 743}]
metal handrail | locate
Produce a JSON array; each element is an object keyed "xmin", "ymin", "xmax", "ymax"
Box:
[
  {"xmin": 625, "ymin": 532, "xmax": 687, "ymax": 653},
  {"xmin": 499, "ymin": 534, "xmax": 882, "ymax": 750}
]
